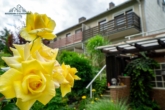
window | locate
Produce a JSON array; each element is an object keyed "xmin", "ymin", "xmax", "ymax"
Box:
[
  {"xmin": 126, "ymin": 9, "xmax": 133, "ymax": 26},
  {"xmin": 98, "ymin": 19, "xmax": 107, "ymax": 31},
  {"xmin": 75, "ymin": 28, "xmax": 82, "ymax": 34},
  {"xmin": 114, "ymin": 14, "xmax": 125, "ymax": 27},
  {"xmin": 66, "ymin": 33, "xmax": 71, "ymax": 37},
  {"xmin": 152, "ymin": 63, "xmax": 165, "ymax": 88},
  {"xmin": 114, "ymin": 8, "xmax": 133, "ymax": 29}
]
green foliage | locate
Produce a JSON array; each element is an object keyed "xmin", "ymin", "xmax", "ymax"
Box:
[
  {"xmin": 0, "ymin": 69, "xmax": 5, "ymax": 75},
  {"xmin": 58, "ymin": 50, "xmax": 94, "ymax": 101},
  {"xmin": 0, "ymin": 41, "xmax": 5, "ymax": 51},
  {"xmin": 1, "ymin": 103, "xmax": 19, "ymax": 110},
  {"xmin": 86, "ymin": 35, "xmax": 108, "ymax": 55},
  {"xmin": 86, "ymin": 35, "xmax": 109, "ymax": 67},
  {"xmin": 31, "ymin": 89, "xmax": 68, "ymax": 110},
  {"xmin": 85, "ymin": 99, "xmax": 129, "ymax": 110},
  {"xmin": 0, "ymin": 28, "xmax": 12, "ymax": 54},
  {"xmin": 124, "ymin": 53, "xmax": 160, "ymax": 110},
  {"xmin": 93, "ymin": 77, "xmax": 107, "ymax": 96},
  {"xmin": 0, "ymin": 52, "xmax": 12, "ymax": 67}
]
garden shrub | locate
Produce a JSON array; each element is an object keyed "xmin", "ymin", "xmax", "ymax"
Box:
[
  {"xmin": 124, "ymin": 52, "xmax": 160, "ymax": 110},
  {"xmin": 93, "ymin": 77, "xmax": 107, "ymax": 96}
]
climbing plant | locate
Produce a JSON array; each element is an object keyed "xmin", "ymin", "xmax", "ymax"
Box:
[
  {"xmin": 124, "ymin": 52, "xmax": 160, "ymax": 110},
  {"xmin": 86, "ymin": 34, "xmax": 110, "ymax": 68}
]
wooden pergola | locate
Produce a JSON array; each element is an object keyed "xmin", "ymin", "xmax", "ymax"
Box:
[{"xmin": 96, "ymin": 34, "xmax": 165, "ymax": 84}]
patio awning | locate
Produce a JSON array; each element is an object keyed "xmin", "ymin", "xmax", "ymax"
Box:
[{"xmin": 96, "ymin": 33, "xmax": 165, "ymax": 55}]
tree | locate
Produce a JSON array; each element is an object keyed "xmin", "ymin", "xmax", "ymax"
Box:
[{"xmin": 86, "ymin": 35, "xmax": 110, "ymax": 68}]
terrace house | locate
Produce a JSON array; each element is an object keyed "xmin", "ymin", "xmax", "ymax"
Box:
[
  {"xmin": 49, "ymin": 0, "xmax": 144, "ymax": 53},
  {"xmin": 49, "ymin": 0, "xmax": 165, "ymax": 109}
]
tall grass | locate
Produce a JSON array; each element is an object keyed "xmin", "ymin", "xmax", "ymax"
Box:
[{"xmin": 85, "ymin": 99, "xmax": 129, "ymax": 110}]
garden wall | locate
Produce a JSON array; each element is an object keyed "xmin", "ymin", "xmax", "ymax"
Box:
[
  {"xmin": 152, "ymin": 88, "xmax": 165, "ymax": 110},
  {"xmin": 109, "ymin": 75, "xmax": 165, "ymax": 110},
  {"xmin": 109, "ymin": 76, "xmax": 130, "ymax": 102}
]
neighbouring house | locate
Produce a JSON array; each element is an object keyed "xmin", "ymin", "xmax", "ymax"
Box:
[{"xmin": 49, "ymin": 0, "xmax": 165, "ymax": 109}]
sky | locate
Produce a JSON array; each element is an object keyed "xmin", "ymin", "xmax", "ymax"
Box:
[{"xmin": 0, "ymin": 0, "xmax": 128, "ymax": 34}]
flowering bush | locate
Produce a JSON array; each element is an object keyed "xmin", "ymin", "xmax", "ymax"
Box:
[{"xmin": 0, "ymin": 12, "xmax": 80, "ymax": 110}]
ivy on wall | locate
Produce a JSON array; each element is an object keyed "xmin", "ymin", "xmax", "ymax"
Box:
[{"xmin": 124, "ymin": 52, "xmax": 160, "ymax": 110}]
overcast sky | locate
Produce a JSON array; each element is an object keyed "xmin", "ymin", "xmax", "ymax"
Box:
[{"xmin": 0, "ymin": 0, "xmax": 127, "ymax": 34}]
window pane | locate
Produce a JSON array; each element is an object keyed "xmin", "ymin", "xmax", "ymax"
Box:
[
  {"xmin": 115, "ymin": 14, "xmax": 124, "ymax": 26},
  {"xmin": 163, "ymin": 76, "xmax": 165, "ymax": 81},
  {"xmin": 66, "ymin": 33, "xmax": 71, "ymax": 37},
  {"xmin": 157, "ymin": 82, "xmax": 163, "ymax": 87},
  {"xmin": 99, "ymin": 19, "xmax": 106, "ymax": 31},
  {"xmin": 75, "ymin": 29, "xmax": 82, "ymax": 34},
  {"xmin": 155, "ymin": 70, "xmax": 161, "ymax": 75},
  {"xmin": 156, "ymin": 76, "xmax": 162, "ymax": 81},
  {"xmin": 162, "ymin": 64, "xmax": 165, "ymax": 69}
]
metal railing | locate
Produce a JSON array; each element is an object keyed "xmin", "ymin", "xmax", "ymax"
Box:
[
  {"xmin": 83, "ymin": 12, "xmax": 141, "ymax": 41},
  {"xmin": 86, "ymin": 65, "xmax": 106, "ymax": 98},
  {"xmin": 49, "ymin": 32, "xmax": 83, "ymax": 48}
]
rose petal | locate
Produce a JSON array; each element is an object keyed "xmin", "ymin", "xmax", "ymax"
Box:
[
  {"xmin": 16, "ymin": 98, "xmax": 36, "ymax": 110},
  {"xmin": 60, "ymin": 84, "xmax": 71, "ymax": 97},
  {"xmin": 0, "ymin": 68, "xmax": 22, "ymax": 99}
]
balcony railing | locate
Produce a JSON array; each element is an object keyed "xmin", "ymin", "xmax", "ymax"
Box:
[
  {"xmin": 50, "ymin": 31, "xmax": 83, "ymax": 48},
  {"xmin": 83, "ymin": 12, "xmax": 141, "ymax": 41}
]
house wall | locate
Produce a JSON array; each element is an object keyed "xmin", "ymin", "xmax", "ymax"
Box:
[
  {"xmin": 144, "ymin": 0, "xmax": 165, "ymax": 34},
  {"xmin": 83, "ymin": 1, "xmax": 140, "ymax": 31},
  {"xmin": 56, "ymin": 1, "xmax": 142, "ymax": 42},
  {"xmin": 57, "ymin": 25, "xmax": 82, "ymax": 39}
]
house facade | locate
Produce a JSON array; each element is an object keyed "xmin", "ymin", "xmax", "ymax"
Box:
[
  {"xmin": 49, "ymin": 0, "xmax": 145, "ymax": 53},
  {"xmin": 49, "ymin": 0, "xmax": 165, "ymax": 109},
  {"xmin": 94, "ymin": 0, "xmax": 165, "ymax": 109}
]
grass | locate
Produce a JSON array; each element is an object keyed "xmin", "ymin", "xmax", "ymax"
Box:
[{"xmin": 85, "ymin": 99, "xmax": 129, "ymax": 110}]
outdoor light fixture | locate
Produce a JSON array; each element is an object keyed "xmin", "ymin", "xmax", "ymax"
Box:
[{"xmin": 111, "ymin": 78, "xmax": 117, "ymax": 85}]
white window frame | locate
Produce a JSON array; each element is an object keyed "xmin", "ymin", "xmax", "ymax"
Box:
[{"xmin": 152, "ymin": 63, "xmax": 165, "ymax": 88}]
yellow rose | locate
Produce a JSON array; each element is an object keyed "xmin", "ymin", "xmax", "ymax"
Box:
[
  {"xmin": 20, "ymin": 12, "xmax": 56, "ymax": 41},
  {"xmin": 2, "ymin": 39, "xmax": 58, "ymax": 69},
  {"xmin": 60, "ymin": 63, "xmax": 81, "ymax": 97},
  {"xmin": 0, "ymin": 60, "xmax": 55, "ymax": 110}
]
